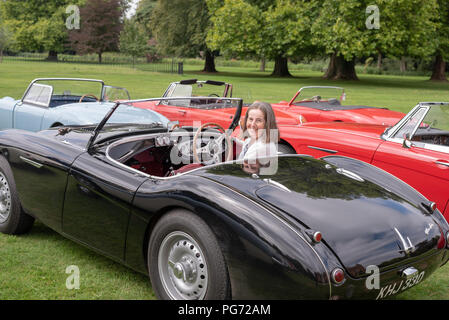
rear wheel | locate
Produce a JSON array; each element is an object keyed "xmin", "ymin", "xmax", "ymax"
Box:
[
  {"xmin": 148, "ymin": 209, "xmax": 230, "ymax": 300},
  {"xmin": 0, "ymin": 156, "xmax": 34, "ymax": 234},
  {"xmin": 278, "ymin": 144, "xmax": 296, "ymax": 154}
]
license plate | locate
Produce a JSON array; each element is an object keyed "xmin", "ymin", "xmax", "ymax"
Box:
[{"xmin": 376, "ymin": 271, "xmax": 425, "ymax": 300}]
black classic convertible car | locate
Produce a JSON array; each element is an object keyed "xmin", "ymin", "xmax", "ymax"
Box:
[{"xmin": 0, "ymin": 97, "xmax": 448, "ymax": 300}]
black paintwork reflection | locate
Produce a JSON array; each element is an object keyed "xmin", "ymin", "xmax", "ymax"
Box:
[
  {"xmin": 63, "ymin": 152, "xmax": 147, "ymax": 260},
  {"xmin": 201, "ymin": 156, "xmax": 444, "ymax": 278},
  {"xmin": 133, "ymin": 175, "xmax": 330, "ymax": 299},
  {"xmin": 0, "ymin": 130, "xmax": 84, "ymax": 231}
]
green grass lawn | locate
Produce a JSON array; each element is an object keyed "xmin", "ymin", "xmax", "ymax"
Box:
[{"xmin": 0, "ymin": 60, "xmax": 448, "ymax": 300}]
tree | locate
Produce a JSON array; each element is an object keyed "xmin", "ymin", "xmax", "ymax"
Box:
[
  {"xmin": 135, "ymin": 0, "xmax": 158, "ymax": 35},
  {"xmin": 0, "ymin": 0, "xmax": 82, "ymax": 61},
  {"xmin": 311, "ymin": 0, "xmax": 437, "ymax": 80},
  {"xmin": 119, "ymin": 19, "xmax": 148, "ymax": 67},
  {"xmin": 151, "ymin": 0, "xmax": 217, "ymax": 72},
  {"xmin": 430, "ymin": 0, "xmax": 449, "ymax": 81},
  {"xmin": 69, "ymin": 0, "xmax": 127, "ymax": 63},
  {"xmin": 0, "ymin": 25, "xmax": 13, "ymax": 62},
  {"xmin": 207, "ymin": 0, "xmax": 317, "ymax": 77}
]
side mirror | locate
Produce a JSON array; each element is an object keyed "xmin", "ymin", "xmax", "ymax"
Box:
[{"xmin": 402, "ymin": 133, "xmax": 413, "ymax": 149}]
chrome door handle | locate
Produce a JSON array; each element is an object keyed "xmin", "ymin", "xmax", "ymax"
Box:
[
  {"xmin": 308, "ymin": 146, "xmax": 338, "ymax": 154},
  {"xmin": 19, "ymin": 156, "xmax": 43, "ymax": 169},
  {"xmin": 435, "ymin": 160, "xmax": 449, "ymax": 167}
]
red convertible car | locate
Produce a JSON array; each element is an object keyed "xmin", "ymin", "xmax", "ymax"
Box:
[
  {"xmin": 280, "ymin": 102, "xmax": 449, "ymax": 220},
  {"xmin": 271, "ymin": 86, "xmax": 405, "ymax": 126},
  {"xmin": 133, "ymin": 79, "xmax": 305, "ymax": 153}
]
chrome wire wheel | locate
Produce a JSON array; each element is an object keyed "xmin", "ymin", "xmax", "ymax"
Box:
[
  {"xmin": 0, "ymin": 172, "xmax": 11, "ymax": 224},
  {"xmin": 158, "ymin": 231, "xmax": 209, "ymax": 300}
]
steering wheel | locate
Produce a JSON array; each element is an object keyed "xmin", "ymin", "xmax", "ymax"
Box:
[
  {"xmin": 79, "ymin": 94, "xmax": 99, "ymax": 103},
  {"xmin": 312, "ymin": 95, "xmax": 321, "ymax": 103},
  {"xmin": 193, "ymin": 123, "xmax": 232, "ymax": 164},
  {"xmin": 208, "ymin": 94, "xmax": 219, "ymax": 97}
]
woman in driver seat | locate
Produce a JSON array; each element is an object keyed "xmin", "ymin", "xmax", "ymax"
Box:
[{"xmin": 238, "ymin": 101, "xmax": 279, "ymax": 161}]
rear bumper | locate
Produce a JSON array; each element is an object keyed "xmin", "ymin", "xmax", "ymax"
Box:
[{"xmin": 330, "ymin": 249, "xmax": 449, "ymax": 299}]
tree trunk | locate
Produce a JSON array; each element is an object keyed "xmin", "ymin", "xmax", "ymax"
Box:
[
  {"xmin": 430, "ymin": 54, "xmax": 448, "ymax": 81},
  {"xmin": 260, "ymin": 57, "xmax": 266, "ymax": 72},
  {"xmin": 98, "ymin": 52, "xmax": 102, "ymax": 64},
  {"xmin": 0, "ymin": 50, "xmax": 2, "ymax": 63},
  {"xmin": 202, "ymin": 50, "xmax": 217, "ymax": 73},
  {"xmin": 324, "ymin": 52, "xmax": 358, "ymax": 80},
  {"xmin": 46, "ymin": 50, "xmax": 58, "ymax": 61},
  {"xmin": 271, "ymin": 55, "xmax": 291, "ymax": 77},
  {"xmin": 400, "ymin": 56, "xmax": 407, "ymax": 72},
  {"xmin": 377, "ymin": 52, "xmax": 382, "ymax": 69}
]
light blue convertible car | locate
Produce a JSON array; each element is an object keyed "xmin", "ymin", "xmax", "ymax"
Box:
[{"xmin": 0, "ymin": 78, "xmax": 169, "ymax": 131}]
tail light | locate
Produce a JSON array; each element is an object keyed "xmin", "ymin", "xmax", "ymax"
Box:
[
  {"xmin": 305, "ymin": 229, "xmax": 322, "ymax": 243},
  {"xmin": 312, "ymin": 231, "xmax": 322, "ymax": 243},
  {"xmin": 331, "ymin": 268, "xmax": 345, "ymax": 284}
]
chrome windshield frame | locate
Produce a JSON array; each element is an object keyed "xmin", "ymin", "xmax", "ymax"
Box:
[
  {"xmin": 288, "ymin": 86, "xmax": 345, "ymax": 106},
  {"xmin": 21, "ymin": 78, "xmax": 105, "ymax": 103}
]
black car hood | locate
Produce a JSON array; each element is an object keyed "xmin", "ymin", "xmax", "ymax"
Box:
[{"xmin": 198, "ymin": 156, "xmax": 444, "ymax": 278}]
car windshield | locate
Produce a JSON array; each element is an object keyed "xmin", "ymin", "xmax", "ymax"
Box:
[
  {"xmin": 35, "ymin": 79, "xmax": 103, "ymax": 100},
  {"xmin": 293, "ymin": 87, "xmax": 345, "ymax": 105},
  {"xmin": 100, "ymin": 103, "xmax": 169, "ymax": 132},
  {"xmin": 90, "ymin": 97, "xmax": 243, "ymax": 148},
  {"xmin": 162, "ymin": 80, "xmax": 232, "ymax": 108}
]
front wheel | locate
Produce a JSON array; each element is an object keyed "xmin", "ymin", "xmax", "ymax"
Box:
[
  {"xmin": 148, "ymin": 209, "xmax": 230, "ymax": 300},
  {"xmin": 0, "ymin": 155, "xmax": 34, "ymax": 235}
]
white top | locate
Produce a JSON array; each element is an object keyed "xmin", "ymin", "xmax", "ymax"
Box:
[{"xmin": 237, "ymin": 139, "xmax": 278, "ymax": 161}]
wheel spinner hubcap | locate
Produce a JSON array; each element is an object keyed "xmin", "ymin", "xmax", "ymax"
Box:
[
  {"xmin": 0, "ymin": 172, "xmax": 11, "ymax": 223},
  {"xmin": 159, "ymin": 231, "xmax": 208, "ymax": 300}
]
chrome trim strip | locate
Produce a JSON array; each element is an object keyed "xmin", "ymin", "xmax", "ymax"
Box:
[
  {"xmin": 263, "ymin": 178, "xmax": 291, "ymax": 192},
  {"xmin": 19, "ymin": 156, "xmax": 43, "ymax": 169},
  {"xmin": 21, "ymin": 78, "xmax": 105, "ymax": 102},
  {"xmin": 436, "ymin": 161, "xmax": 449, "ymax": 167},
  {"xmin": 308, "ymin": 146, "xmax": 338, "ymax": 154},
  {"xmin": 394, "ymin": 227, "xmax": 415, "ymax": 255}
]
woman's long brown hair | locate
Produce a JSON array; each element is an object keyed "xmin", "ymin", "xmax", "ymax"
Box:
[{"xmin": 240, "ymin": 101, "xmax": 279, "ymax": 143}]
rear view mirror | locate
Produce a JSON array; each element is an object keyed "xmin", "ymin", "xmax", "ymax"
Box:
[{"xmin": 402, "ymin": 133, "xmax": 413, "ymax": 149}]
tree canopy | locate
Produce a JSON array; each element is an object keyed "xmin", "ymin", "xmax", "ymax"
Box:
[
  {"xmin": 206, "ymin": 0, "xmax": 317, "ymax": 76},
  {"xmin": 68, "ymin": 0, "xmax": 128, "ymax": 63},
  {"xmin": 150, "ymin": 0, "xmax": 217, "ymax": 72},
  {"xmin": 0, "ymin": 0, "xmax": 84, "ymax": 60}
]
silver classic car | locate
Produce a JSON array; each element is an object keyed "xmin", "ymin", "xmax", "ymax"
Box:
[{"xmin": 0, "ymin": 78, "xmax": 137, "ymax": 131}]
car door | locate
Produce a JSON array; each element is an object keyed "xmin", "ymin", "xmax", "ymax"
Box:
[
  {"xmin": 6, "ymin": 133, "xmax": 82, "ymax": 232},
  {"xmin": 62, "ymin": 151, "xmax": 148, "ymax": 260},
  {"xmin": 13, "ymin": 83, "xmax": 52, "ymax": 132},
  {"xmin": 372, "ymin": 104, "xmax": 449, "ymax": 215}
]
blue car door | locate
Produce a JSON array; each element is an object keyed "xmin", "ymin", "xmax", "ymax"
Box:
[{"xmin": 13, "ymin": 83, "xmax": 52, "ymax": 132}]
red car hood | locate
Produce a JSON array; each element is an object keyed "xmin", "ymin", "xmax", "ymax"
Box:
[
  {"xmin": 327, "ymin": 107, "xmax": 405, "ymax": 126},
  {"xmin": 301, "ymin": 122, "xmax": 388, "ymax": 139}
]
